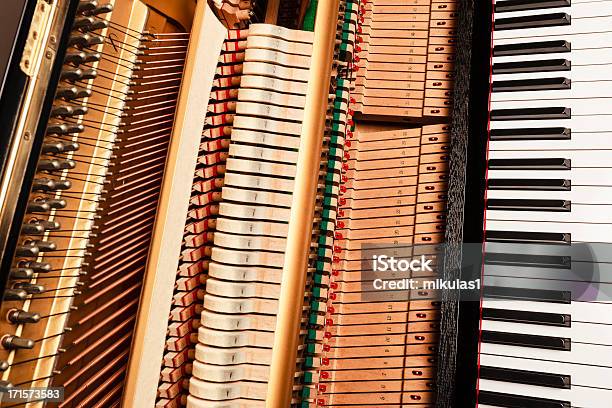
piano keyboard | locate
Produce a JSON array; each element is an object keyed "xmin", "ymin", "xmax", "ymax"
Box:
[{"xmin": 481, "ymin": 0, "xmax": 612, "ymax": 407}]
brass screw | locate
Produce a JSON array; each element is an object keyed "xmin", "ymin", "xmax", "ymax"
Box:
[{"xmin": 24, "ymin": 131, "xmax": 31, "ymax": 141}]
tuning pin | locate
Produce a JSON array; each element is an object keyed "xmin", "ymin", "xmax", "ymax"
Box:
[
  {"xmin": 61, "ymin": 68, "xmax": 83, "ymax": 82},
  {"xmin": 38, "ymin": 159, "xmax": 75, "ymax": 171},
  {"xmin": 68, "ymin": 34, "xmax": 103, "ymax": 49},
  {"xmin": 3, "ymin": 289, "xmax": 27, "ymax": 301},
  {"xmin": 47, "ymin": 123, "xmax": 85, "ymax": 135},
  {"xmin": 13, "ymin": 283, "xmax": 45, "ymax": 295},
  {"xmin": 19, "ymin": 261, "xmax": 51, "ymax": 273},
  {"xmin": 26, "ymin": 199, "xmax": 50, "ymax": 213},
  {"xmin": 0, "ymin": 363, "xmax": 9, "ymax": 373},
  {"xmin": 55, "ymin": 86, "xmax": 92, "ymax": 100},
  {"xmin": 37, "ymin": 159, "xmax": 61, "ymax": 171},
  {"xmin": 39, "ymin": 220, "xmax": 61, "ymax": 230},
  {"xmin": 25, "ymin": 240, "xmax": 56, "ymax": 252},
  {"xmin": 8, "ymin": 309, "xmax": 41, "ymax": 324},
  {"xmin": 9, "ymin": 268, "xmax": 33, "ymax": 279},
  {"xmin": 54, "ymin": 105, "xmax": 87, "ymax": 117},
  {"xmin": 83, "ymin": 3, "xmax": 113, "ymax": 16},
  {"xmin": 1, "ymin": 335, "xmax": 34, "ymax": 350},
  {"xmin": 32, "ymin": 178, "xmax": 72, "ymax": 192},
  {"xmin": 21, "ymin": 221, "xmax": 45, "ymax": 235},
  {"xmin": 15, "ymin": 244, "xmax": 38, "ymax": 258},
  {"xmin": 77, "ymin": 0, "xmax": 98, "ymax": 14},
  {"xmin": 64, "ymin": 51, "xmax": 100, "ymax": 65},
  {"xmin": 41, "ymin": 141, "xmax": 79, "ymax": 154},
  {"xmin": 47, "ymin": 199, "xmax": 67, "ymax": 209},
  {"xmin": 74, "ymin": 16, "xmax": 108, "ymax": 31},
  {"xmin": 57, "ymin": 159, "xmax": 76, "ymax": 170}
]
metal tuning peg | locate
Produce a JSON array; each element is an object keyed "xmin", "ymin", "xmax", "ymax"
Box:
[
  {"xmin": 57, "ymin": 159, "xmax": 76, "ymax": 170},
  {"xmin": 46, "ymin": 199, "xmax": 67, "ymax": 210},
  {"xmin": 15, "ymin": 245, "xmax": 38, "ymax": 258},
  {"xmin": 81, "ymin": 68, "xmax": 97, "ymax": 80},
  {"xmin": 25, "ymin": 240, "xmax": 56, "ymax": 252},
  {"xmin": 51, "ymin": 104, "xmax": 88, "ymax": 118},
  {"xmin": 77, "ymin": 0, "xmax": 98, "ymax": 14},
  {"xmin": 74, "ymin": 16, "xmax": 108, "ymax": 32},
  {"xmin": 1, "ymin": 335, "xmax": 35, "ymax": 350},
  {"xmin": 83, "ymin": 3, "xmax": 113, "ymax": 16},
  {"xmin": 68, "ymin": 34, "xmax": 103, "ymax": 49},
  {"xmin": 47, "ymin": 123, "xmax": 85, "ymax": 135},
  {"xmin": 37, "ymin": 159, "xmax": 61, "ymax": 171},
  {"xmin": 64, "ymin": 50, "xmax": 100, "ymax": 65},
  {"xmin": 21, "ymin": 221, "xmax": 45, "ymax": 235},
  {"xmin": 26, "ymin": 198, "xmax": 50, "ymax": 214},
  {"xmin": 31, "ymin": 178, "xmax": 70, "ymax": 192},
  {"xmin": 41, "ymin": 141, "xmax": 79, "ymax": 154},
  {"xmin": 56, "ymin": 86, "xmax": 91, "ymax": 100},
  {"xmin": 12, "ymin": 283, "xmax": 45, "ymax": 295},
  {"xmin": 0, "ymin": 363, "xmax": 9, "ymax": 373},
  {"xmin": 9, "ymin": 268, "xmax": 34, "ymax": 279},
  {"xmin": 8, "ymin": 309, "xmax": 41, "ymax": 324},
  {"xmin": 61, "ymin": 68, "xmax": 84, "ymax": 82},
  {"xmin": 3, "ymin": 289, "xmax": 27, "ymax": 301},
  {"xmin": 19, "ymin": 261, "xmax": 51, "ymax": 273}
]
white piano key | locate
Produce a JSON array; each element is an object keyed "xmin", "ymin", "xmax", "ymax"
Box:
[
  {"xmin": 488, "ymin": 149, "xmax": 612, "ymax": 167},
  {"xmin": 486, "ymin": 205, "xmax": 612, "ymax": 223},
  {"xmin": 481, "ymin": 319, "xmax": 612, "ymax": 345},
  {"xmin": 483, "ymin": 275, "xmax": 612, "ymax": 301},
  {"xmin": 486, "ymin": 168, "xmax": 612, "ymax": 186},
  {"xmin": 494, "ymin": 16, "xmax": 612, "ymax": 41},
  {"xmin": 491, "ymin": 81, "xmax": 612, "ymax": 102},
  {"xmin": 482, "ymin": 298, "xmax": 612, "ymax": 325},
  {"xmin": 479, "ymin": 353, "xmax": 612, "ymax": 390},
  {"xmin": 494, "ymin": 2, "xmax": 608, "ymax": 19},
  {"xmin": 480, "ymin": 341, "xmax": 612, "ymax": 367},
  {"xmin": 485, "ymin": 219, "xmax": 612, "ymax": 244},
  {"xmin": 486, "ymin": 187, "xmax": 612, "ymax": 204},
  {"xmin": 489, "ymin": 133, "xmax": 612, "ymax": 151},
  {"xmin": 493, "ymin": 64, "xmax": 612, "ymax": 82},
  {"xmin": 478, "ymin": 378, "xmax": 612, "ymax": 407}
]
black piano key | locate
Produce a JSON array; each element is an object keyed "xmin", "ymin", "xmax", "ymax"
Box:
[
  {"xmin": 478, "ymin": 390, "xmax": 572, "ymax": 408},
  {"xmin": 487, "ymin": 198, "xmax": 570, "ymax": 212},
  {"xmin": 494, "ymin": 13, "xmax": 571, "ymax": 31},
  {"xmin": 486, "ymin": 230, "xmax": 571, "ymax": 245},
  {"xmin": 485, "ymin": 252, "xmax": 570, "ymax": 269},
  {"xmin": 490, "ymin": 128, "xmax": 571, "ymax": 141},
  {"xmin": 480, "ymin": 366, "xmax": 570, "ymax": 389},
  {"xmin": 481, "ymin": 330, "xmax": 570, "ymax": 350},
  {"xmin": 491, "ymin": 108, "xmax": 571, "ymax": 122},
  {"xmin": 492, "ymin": 77, "xmax": 571, "ymax": 92},
  {"xmin": 482, "ymin": 308, "xmax": 571, "ymax": 327},
  {"xmin": 484, "ymin": 285, "xmax": 571, "ymax": 303},
  {"xmin": 488, "ymin": 158, "xmax": 571, "ymax": 170},
  {"xmin": 484, "ymin": 252, "xmax": 564, "ymax": 269},
  {"xmin": 488, "ymin": 179, "xmax": 571, "ymax": 191},
  {"xmin": 495, "ymin": 0, "xmax": 570, "ymax": 13},
  {"xmin": 479, "ymin": 390, "xmax": 571, "ymax": 408},
  {"xmin": 493, "ymin": 59, "xmax": 570, "ymax": 74},
  {"xmin": 494, "ymin": 40, "xmax": 571, "ymax": 57}
]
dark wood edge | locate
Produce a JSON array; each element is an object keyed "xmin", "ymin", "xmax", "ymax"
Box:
[
  {"xmin": 0, "ymin": 0, "xmax": 81, "ymax": 291},
  {"xmin": 435, "ymin": 0, "xmax": 493, "ymax": 406}
]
